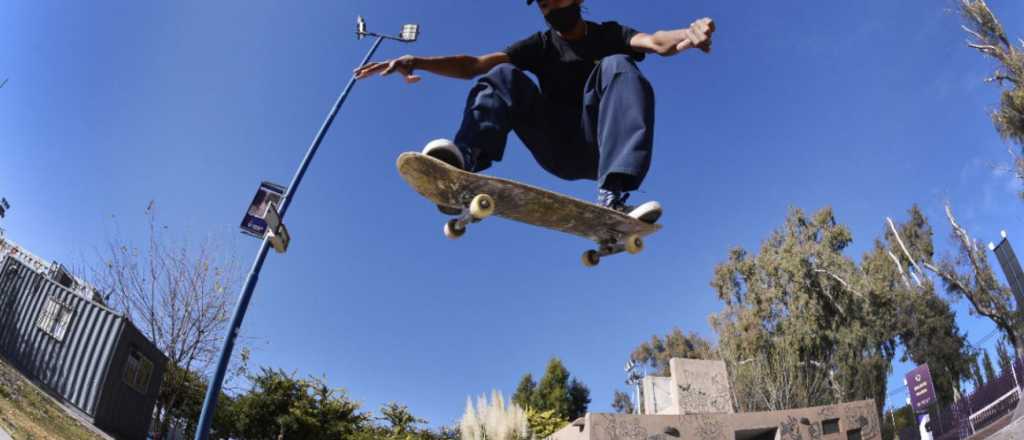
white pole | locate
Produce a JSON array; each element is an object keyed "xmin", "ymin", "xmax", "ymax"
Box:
[
  {"xmin": 634, "ymin": 384, "xmax": 641, "ymax": 414},
  {"xmin": 1012, "ymin": 355, "xmax": 1021, "ymax": 398}
]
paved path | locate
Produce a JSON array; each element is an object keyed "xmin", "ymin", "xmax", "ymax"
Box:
[
  {"xmin": 0, "ymin": 426, "xmax": 12, "ymax": 440},
  {"xmin": 984, "ymin": 414, "xmax": 1024, "ymax": 440}
]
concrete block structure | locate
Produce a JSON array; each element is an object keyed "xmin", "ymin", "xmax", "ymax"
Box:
[
  {"xmin": 553, "ymin": 358, "xmax": 879, "ymax": 440},
  {"xmin": 552, "ymin": 400, "xmax": 879, "ymax": 440},
  {"xmin": 668, "ymin": 358, "xmax": 734, "ymax": 415}
]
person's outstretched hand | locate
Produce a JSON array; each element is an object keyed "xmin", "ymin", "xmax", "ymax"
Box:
[
  {"xmin": 680, "ymin": 18, "xmax": 715, "ymax": 53},
  {"xmin": 354, "ymin": 55, "xmax": 422, "ymax": 83}
]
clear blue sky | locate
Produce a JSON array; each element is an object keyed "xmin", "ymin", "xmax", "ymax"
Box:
[{"xmin": 3, "ymin": 0, "xmax": 1024, "ymax": 428}]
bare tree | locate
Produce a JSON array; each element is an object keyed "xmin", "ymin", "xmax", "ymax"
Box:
[
  {"xmin": 722, "ymin": 337, "xmax": 834, "ymax": 412},
  {"xmin": 90, "ymin": 201, "xmax": 243, "ymax": 436}
]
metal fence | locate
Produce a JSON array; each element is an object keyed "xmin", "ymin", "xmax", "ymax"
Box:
[{"xmin": 898, "ymin": 356, "xmax": 1023, "ymax": 440}]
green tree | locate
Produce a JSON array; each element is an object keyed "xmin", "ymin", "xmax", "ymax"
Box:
[
  {"xmin": 513, "ymin": 357, "xmax": 590, "ymax": 435},
  {"xmin": 511, "ymin": 374, "xmax": 536, "ymax": 410},
  {"xmin": 881, "ymin": 405, "xmax": 915, "ymax": 440},
  {"xmin": 230, "ymin": 368, "xmax": 368, "ymax": 439},
  {"xmin": 865, "ymin": 206, "xmax": 973, "ymax": 406},
  {"xmin": 379, "ymin": 402, "xmax": 428, "ymax": 437},
  {"xmin": 525, "ymin": 408, "xmax": 564, "ymax": 439},
  {"xmin": 630, "ymin": 328, "xmax": 717, "ymax": 375},
  {"xmin": 567, "ymin": 378, "xmax": 590, "ymax": 421},
  {"xmin": 971, "ymin": 355, "xmax": 986, "ymax": 388},
  {"xmin": 922, "ymin": 204, "xmax": 1022, "ymax": 358},
  {"xmin": 983, "ymin": 350, "xmax": 998, "ymax": 384},
  {"xmin": 534, "ymin": 358, "xmax": 571, "ymax": 420},
  {"xmin": 610, "ymin": 390, "xmax": 634, "ymax": 414},
  {"xmin": 711, "ymin": 207, "xmax": 894, "ymax": 415},
  {"xmin": 893, "ymin": 291, "xmax": 974, "ymax": 405},
  {"xmin": 532, "ymin": 358, "xmax": 590, "ymax": 421},
  {"xmin": 996, "ymin": 339, "xmax": 1014, "ymax": 375},
  {"xmin": 157, "ymin": 365, "xmax": 239, "ymax": 439},
  {"xmin": 960, "ymin": 0, "xmax": 1024, "ymax": 196}
]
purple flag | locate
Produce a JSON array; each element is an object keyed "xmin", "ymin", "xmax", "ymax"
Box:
[{"xmin": 905, "ymin": 364, "xmax": 936, "ymax": 413}]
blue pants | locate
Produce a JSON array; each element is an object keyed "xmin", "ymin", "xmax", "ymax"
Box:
[{"xmin": 454, "ymin": 54, "xmax": 655, "ymax": 192}]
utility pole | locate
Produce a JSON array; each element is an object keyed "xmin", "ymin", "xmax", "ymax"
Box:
[{"xmin": 191, "ymin": 17, "xmax": 420, "ymax": 440}]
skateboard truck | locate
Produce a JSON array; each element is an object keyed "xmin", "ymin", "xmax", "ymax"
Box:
[
  {"xmin": 582, "ymin": 234, "xmax": 644, "ymax": 268},
  {"xmin": 443, "ymin": 194, "xmax": 496, "ymax": 239},
  {"xmin": 264, "ymin": 202, "xmax": 290, "ymax": 254}
]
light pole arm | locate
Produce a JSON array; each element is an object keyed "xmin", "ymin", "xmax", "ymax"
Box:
[{"xmin": 192, "ymin": 35, "xmax": 385, "ymax": 440}]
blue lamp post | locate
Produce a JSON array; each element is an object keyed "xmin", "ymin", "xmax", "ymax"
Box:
[{"xmin": 192, "ymin": 16, "xmax": 419, "ymax": 440}]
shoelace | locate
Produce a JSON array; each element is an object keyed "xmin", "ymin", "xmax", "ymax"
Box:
[
  {"xmin": 599, "ymin": 190, "xmax": 631, "ymax": 211},
  {"xmin": 460, "ymin": 146, "xmax": 477, "ymax": 172}
]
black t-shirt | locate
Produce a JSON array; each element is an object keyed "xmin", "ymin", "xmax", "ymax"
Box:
[{"xmin": 504, "ymin": 21, "xmax": 645, "ymax": 114}]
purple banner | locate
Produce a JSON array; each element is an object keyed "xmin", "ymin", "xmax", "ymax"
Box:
[
  {"xmin": 240, "ymin": 181, "xmax": 286, "ymax": 239},
  {"xmin": 905, "ymin": 363, "xmax": 936, "ymax": 413}
]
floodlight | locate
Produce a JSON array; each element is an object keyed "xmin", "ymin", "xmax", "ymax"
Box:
[
  {"xmin": 401, "ymin": 24, "xmax": 420, "ymax": 42},
  {"xmin": 357, "ymin": 16, "xmax": 367, "ymax": 39}
]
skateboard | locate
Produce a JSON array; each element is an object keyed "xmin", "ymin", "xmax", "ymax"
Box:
[{"xmin": 396, "ymin": 152, "xmax": 661, "ymax": 267}]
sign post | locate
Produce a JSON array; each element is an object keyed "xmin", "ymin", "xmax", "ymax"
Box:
[
  {"xmin": 192, "ymin": 16, "xmax": 420, "ymax": 440},
  {"xmin": 905, "ymin": 364, "xmax": 937, "ymax": 437}
]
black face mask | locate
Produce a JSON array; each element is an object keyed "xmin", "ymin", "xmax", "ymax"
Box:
[{"xmin": 544, "ymin": 3, "xmax": 582, "ymax": 33}]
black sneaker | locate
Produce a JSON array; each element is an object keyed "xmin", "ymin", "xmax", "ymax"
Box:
[
  {"xmin": 422, "ymin": 139, "xmax": 476, "ymax": 215},
  {"xmin": 598, "ymin": 189, "xmax": 662, "ymax": 224}
]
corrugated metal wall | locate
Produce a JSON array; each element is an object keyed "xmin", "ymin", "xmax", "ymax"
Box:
[{"xmin": 0, "ymin": 256, "xmax": 124, "ymax": 417}]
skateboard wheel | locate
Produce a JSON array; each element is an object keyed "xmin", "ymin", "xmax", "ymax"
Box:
[
  {"xmin": 469, "ymin": 194, "xmax": 495, "ymax": 219},
  {"xmin": 625, "ymin": 235, "xmax": 644, "ymax": 254},
  {"xmin": 444, "ymin": 219, "xmax": 466, "ymax": 240},
  {"xmin": 582, "ymin": 250, "xmax": 600, "ymax": 268}
]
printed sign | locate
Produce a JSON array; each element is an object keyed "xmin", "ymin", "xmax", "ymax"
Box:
[
  {"xmin": 905, "ymin": 364, "xmax": 936, "ymax": 413},
  {"xmin": 240, "ymin": 182, "xmax": 286, "ymax": 238}
]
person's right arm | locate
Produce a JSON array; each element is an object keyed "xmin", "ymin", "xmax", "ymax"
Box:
[{"xmin": 354, "ymin": 52, "xmax": 511, "ymax": 83}]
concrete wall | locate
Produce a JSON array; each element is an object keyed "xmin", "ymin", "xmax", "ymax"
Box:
[
  {"xmin": 552, "ymin": 400, "xmax": 880, "ymax": 440},
  {"xmin": 669, "ymin": 358, "xmax": 734, "ymax": 415},
  {"xmin": 642, "ymin": 376, "xmax": 674, "ymax": 415}
]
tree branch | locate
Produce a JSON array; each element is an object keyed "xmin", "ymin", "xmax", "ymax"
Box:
[{"xmin": 887, "ymin": 217, "xmax": 925, "ymax": 287}]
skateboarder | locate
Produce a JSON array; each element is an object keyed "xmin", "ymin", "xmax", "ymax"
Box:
[{"xmin": 355, "ymin": 0, "xmax": 715, "ymax": 224}]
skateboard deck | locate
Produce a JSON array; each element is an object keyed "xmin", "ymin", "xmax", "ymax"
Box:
[{"xmin": 396, "ymin": 152, "xmax": 661, "ymax": 266}]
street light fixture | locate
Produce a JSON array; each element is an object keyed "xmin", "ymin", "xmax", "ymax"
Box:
[
  {"xmin": 192, "ymin": 15, "xmax": 420, "ymax": 440},
  {"xmin": 625, "ymin": 359, "xmax": 644, "ymax": 415},
  {"xmin": 356, "ymin": 16, "xmax": 420, "ymax": 43},
  {"xmin": 401, "ymin": 24, "xmax": 420, "ymax": 42}
]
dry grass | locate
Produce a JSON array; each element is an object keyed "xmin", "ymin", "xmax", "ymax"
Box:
[{"xmin": 0, "ymin": 359, "xmax": 106, "ymax": 440}]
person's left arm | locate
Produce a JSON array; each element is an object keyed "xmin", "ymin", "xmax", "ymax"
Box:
[{"xmin": 629, "ymin": 18, "xmax": 715, "ymax": 56}]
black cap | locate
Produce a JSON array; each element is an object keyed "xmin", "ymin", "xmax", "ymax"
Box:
[{"xmin": 527, "ymin": 0, "xmax": 535, "ymax": 4}]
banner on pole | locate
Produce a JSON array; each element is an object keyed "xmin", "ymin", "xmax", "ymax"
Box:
[
  {"xmin": 905, "ymin": 364, "xmax": 936, "ymax": 413},
  {"xmin": 240, "ymin": 181, "xmax": 286, "ymax": 239}
]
